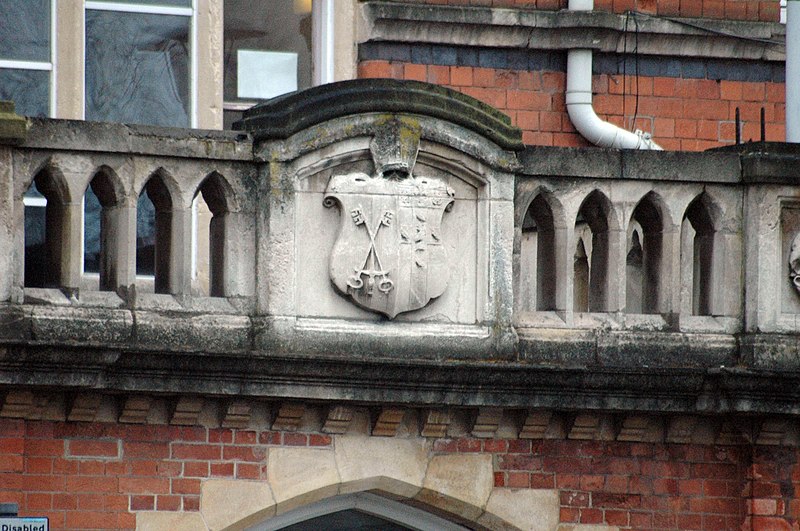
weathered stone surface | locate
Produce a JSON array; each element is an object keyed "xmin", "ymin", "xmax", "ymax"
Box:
[
  {"xmin": 0, "ymin": 101, "xmax": 27, "ymax": 145},
  {"xmin": 170, "ymin": 397, "xmax": 204, "ymax": 425},
  {"xmin": 119, "ymin": 396, "xmax": 152, "ymax": 424},
  {"xmin": 0, "ymin": 307, "xmax": 31, "ymax": 341},
  {"xmin": 271, "ymin": 403, "xmax": 306, "ymax": 432},
  {"xmin": 335, "ymin": 435, "xmax": 428, "ymax": 498},
  {"xmin": 136, "ymin": 512, "xmax": 208, "ymax": 531},
  {"xmin": 200, "ymin": 479, "xmax": 275, "ymax": 531},
  {"xmin": 134, "ymin": 312, "xmax": 251, "ymax": 353},
  {"xmin": 222, "ymin": 401, "xmax": 252, "ymax": 429},
  {"xmin": 67, "ymin": 394, "xmax": 101, "ymax": 422},
  {"xmin": 322, "ymin": 405, "xmax": 354, "ymax": 434},
  {"xmin": 417, "ymin": 454, "xmax": 494, "ymax": 522},
  {"xmin": 29, "ymin": 306, "xmax": 133, "ymax": 346},
  {"xmin": 267, "ymin": 448, "xmax": 340, "ymax": 514},
  {"xmin": 373, "ymin": 408, "xmax": 407, "ymax": 437},
  {"xmin": 479, "ymin": 489, "xmax": 560, "ymax": 531},
  {"xmin": 421, "ymin": 409, "xmax": 452, "ymax": 438},
  {"xmin": 23, "ymin": 118, "xmax": 252, "ymax": 160}
]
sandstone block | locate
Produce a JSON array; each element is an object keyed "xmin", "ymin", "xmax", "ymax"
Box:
[
  {"xmin": 200, "ymin": 479, "xmax": 275, "ymax": 531},
  {"xmin": 267, "ymin": 447, "xmax": 340, "ymax": 514},
  {"xmin": 479, "ymin": 489, "xmax": 560, "ymax": 531},
  {"xmin": 335, "ymin": 435, "xmax": 428, "ymax": 498},
  {"xmin": 417, "ymin": 453, "xmax": 493, "ymax": 522},
  {"xmin": 136, "ymin": 512, "xmax": 207, "ymax": 531}
]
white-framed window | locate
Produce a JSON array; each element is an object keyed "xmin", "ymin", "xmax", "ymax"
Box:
[
  {"xmin": 84, "ymin": 0, "xmax": 197, "ymax": 127},
  {"xmin": 0, "ymin": 0, "xmax": 55, "ymax": 117},
  {"xmin": 222, "ymin": 0, "xmax": 336, "ymax": 128}
]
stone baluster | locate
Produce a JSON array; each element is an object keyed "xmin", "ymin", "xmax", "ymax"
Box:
[{"xmin": 169, "ymin": 203, "xmax": 194, "ymax": 296}]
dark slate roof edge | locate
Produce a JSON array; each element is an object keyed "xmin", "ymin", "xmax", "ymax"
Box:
[{"xmin": 233, "ymin": 79, "xmax": 524, "ymax": 151}]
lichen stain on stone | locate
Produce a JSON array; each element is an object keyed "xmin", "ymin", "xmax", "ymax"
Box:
[{"xmin": 268, "ymin": 159, "xmax": 292, "ymax": 211}]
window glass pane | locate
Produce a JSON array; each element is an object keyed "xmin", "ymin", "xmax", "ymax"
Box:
[
  {"xmin": 0, "ymin": 0, "xmax": 50, "ymax": 62},
  {"xmin": 86, "ymin": 10, "xmax": 190, "ymax": 127},
  {"xmin": 224, "ymin": 0, "xmax": 311, "ymax": 104},
  {"xmin": 94, "ymin": 0, "xmax": 192, "ymax": 7},
  {"xmin": 0, "ymin": 69, "xmax": 49, "ymax": 117}
]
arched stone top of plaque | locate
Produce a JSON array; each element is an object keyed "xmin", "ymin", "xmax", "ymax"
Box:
[{"xmin": 233, "ymin": 79, "xmax": 524, "ymax": 152}]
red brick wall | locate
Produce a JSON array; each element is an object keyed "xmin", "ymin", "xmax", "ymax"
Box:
[
  {"xmin": 398, "ymin": 0, "xmax": 781, "ymax": 22},
  {"xmin": 437, "ymin": 437, "xmax": 752, "ymax": 529},
  {"xmin": 358, "ymin": 60, "xmax": 786, "ymax": 151},
  {"xmin": 2, "ymin": 417, "xmax": 800, "ymax": 530},
  {"xmin": 0, "ymin": 418, "xmax": 331, "ymax": 530}
]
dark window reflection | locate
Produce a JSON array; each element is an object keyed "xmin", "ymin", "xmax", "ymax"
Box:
[
  {"xmin": 0, "ymin": 0, "xmax": 50, "ymax": 62},
  {"xmin": 223, "ymin": 0, "xmax": 312, "ymax": 126},
  {"xmin": 0, "ymin": 69, "xmax": 49, "ymax": 117},
  {"xmin": 85, "ymin": 10, "xmax": 190, "ymax": 127}
]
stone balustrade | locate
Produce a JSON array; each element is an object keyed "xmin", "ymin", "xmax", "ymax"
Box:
[{"xmin": 1, "ymin": 81, "xmax": 799, "ymax": 416}]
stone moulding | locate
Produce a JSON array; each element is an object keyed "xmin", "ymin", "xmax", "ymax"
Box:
[
  {"xmin": 362, "ymin": 0, "xmax": 786, "ymax": 62},
  {"xmin": 233, "ymin": 78, "xmax": 524, "ymax": 151}
]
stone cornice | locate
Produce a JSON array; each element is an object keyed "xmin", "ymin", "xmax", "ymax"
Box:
[
  {"xmin": 362, "ymin": 1, "xmax": 786, "ymax": 62},
  {"xmin": 3, "ymin": 305, "xmax": 800, "ymax": 417}
]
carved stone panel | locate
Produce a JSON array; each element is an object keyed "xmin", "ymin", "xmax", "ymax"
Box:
[
  {"xmin": 324, "ymin": 127, "xmax": 455, "ymax": 318},
  {"xmin": 290, "ymin": 120, "xmax": 482, "ymax": 325},
  {"xmin": 781, "ymin": 204, "xmax": 800, "ymax": 314}
]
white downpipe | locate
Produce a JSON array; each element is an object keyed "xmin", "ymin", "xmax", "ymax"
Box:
[
  {"xmin": 566, "ymin": 0, "xmax": 662, "ymax": 149},
  {"xmin": 312, "ymin": 0, "xmax": 336, "ymax": 85},
  {"xmin": 787, "ymin": 0, "xmax": 800, "ymax": 142}
]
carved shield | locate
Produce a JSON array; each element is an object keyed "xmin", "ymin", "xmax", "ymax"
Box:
[{"xmin": 324, "ymin": 173, "xmax": 455, "ymax": 318}]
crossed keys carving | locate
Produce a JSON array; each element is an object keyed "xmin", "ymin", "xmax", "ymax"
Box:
[{"xmin": 347, "ymin": 206, "xmax": 395, "ymax": 295}]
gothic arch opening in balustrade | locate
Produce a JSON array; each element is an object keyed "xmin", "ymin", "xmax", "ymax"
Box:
[
  {"xmin": 575, "ymin": 190, "xmax": 616, "ymax": 312},
  {"xmin": 520, "ymin": 191, "xmax": 562, "ymax": 312},
  {"xmin": 627, "ymin": 192, "xmax": 668, "ymax": 314},
  {"xmin": 681, "ymin": 192, "xmax": 719, "ymax": 316},
  {"xmin": 23, "ymin": 165, "xmax": 70, "ymax": 289},
  {"xmin": 83, "ymin": 167, "xmax": 123, "ymax": 291},
  {"xmin": 193, "ymin": 171, "xmax": 234, "ymax": 297},
  {"xmin": 574, "ymin": 237, "xmax": 590, "ymax": 312},
  {"xmin": 137, "ymin": 170, "xmax": 175, "ymax": 294}
]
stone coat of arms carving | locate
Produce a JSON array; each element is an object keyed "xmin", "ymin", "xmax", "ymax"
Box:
[
  {"xmin": 790, "ymin": 232, "xmax": 800, "ymax": 293},
  {"xmin": 323, "ymin": 123, "xmax": 455, "ymax": 318}
]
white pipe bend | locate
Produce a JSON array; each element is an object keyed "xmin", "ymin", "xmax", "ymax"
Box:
[
  {"xmin": 566, "ymin": 0, "xmax": 662, "ymax": 150},
  {"xmin": 787, "ymin": 0, "xmax": 799, "ymax": 142}
]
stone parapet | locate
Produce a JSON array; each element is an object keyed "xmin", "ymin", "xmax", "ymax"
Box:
[{"xmin": 1, "ymin": 80, "xmax": 800, "ymax": 421}]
